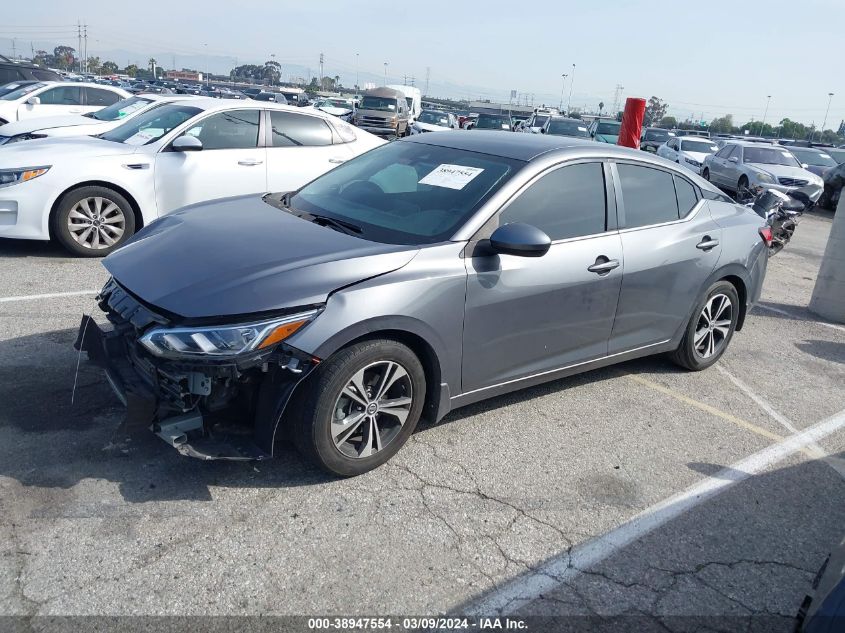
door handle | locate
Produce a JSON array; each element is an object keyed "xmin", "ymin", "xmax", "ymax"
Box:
[
  {"xmin": 328, "ymin": 157, "xmax": 346, "ymax": 164},
  {"xmin": 237, "ymin": 159, "xmax": 264, "ymax": 166},
  {"xmin": 696, "ymin": 237, "xmax": 720, "ymax": 251},
  {"xmin": 587, "ymin": 257, "xmax": 620, "ymax": 275}
]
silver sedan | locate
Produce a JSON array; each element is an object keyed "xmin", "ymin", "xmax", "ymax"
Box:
[{"xmin": 77, "ymin": 133, "xmax": 771, "ymax": 476}]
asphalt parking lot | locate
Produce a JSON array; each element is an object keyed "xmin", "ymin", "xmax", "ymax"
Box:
[{"xmin": 1, "ymin": 209, "xmax": 844, "ymax": 631}]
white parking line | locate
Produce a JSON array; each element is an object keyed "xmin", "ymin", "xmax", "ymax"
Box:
[
  {"xmin": 716, "ymin": 364, "xmax": 845, "ymax": 480},
  {"xmin": 465, "ymin": 407, "xmax": 845, "ymax": 616},
  {"xmin": 755, "ymin": 303, "xmax": 845, "ymax": 333},
  {"xmin": 0, "ymin": 290, "xmax": 97, "ymax": 303}
]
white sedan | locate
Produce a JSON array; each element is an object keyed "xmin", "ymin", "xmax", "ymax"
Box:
[
  {"xmin": 0, "ymin": 94, "xmax": 197, "ymax": 145},
  {"xmin": 656, "ymin": 135, "xmax": 719, "ymax": 174},
  {"xmin": 0, "ymin": 82, "xmax": 129, "ymax": 125},
  {"xmin": 310, "ymin": 98, "xmax": 354, "ymax": 122},
  {"xmin": 0, "ymin": 99, "xmax": 384, "ymax": 256}
]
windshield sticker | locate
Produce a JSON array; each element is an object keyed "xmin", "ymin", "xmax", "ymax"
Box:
[
  {"xmin": 116, "ymin": 101, "xmax": 149, "ymax": 119},
  {"xmin": 122, "ymin": 130, "xmax": 160, "ymax": 145},
  {"xmin": 419, "ymin": 164, "xmax": 484, "ymax": 190},
  {"xmin": 578, "ymin": 126, "xmax": 587, "ymax": 132},
  {"xmin": 820, "ymin": 154, "xmax": 831, "ymax": 159}
]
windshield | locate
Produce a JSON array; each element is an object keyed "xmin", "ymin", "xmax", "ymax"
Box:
[
  {"xmin": 418, "ymin": 111, "xmax": 450, "ymax": 126},
  {"xmin": 596, "ymin": 121, "xmax": 621, "ymax": 135},
  {"xmin": 547, "ymin": 120, "xmax": 589, "ymax": 137},
  {"xmin": 475, "ymin": 115, "xmax": 511, "ymax": 129},
  {"xmin": 0, "ymin": 82, "xmax": 45, "ymax": 101},
  {"xmin": 531, "ymin": 115, "xmax": 549, "ymax": 127},
  {"xmin": 88, "ymin": 96, "xmax": 153, "ymax": 121},
  {"xmin": 790, "ymin": 148, "xmax": 837, "ymax": 168},
  {"xmin": 361, "ymin": 96, "xmax": 397, "ymax": 111},
  {"xmin": 288, "ymin": 141, "xmax": 522, "ymax": 245},
  {"xmin": 825, "ymin": 149, "xmax": 845, "ymax": 164},
  {"xmin": 681, "ymin": 140, "xmax": 718, "ymax": 154},
  {"xmin": 405, "ymin": 97, "xmax": 413, "ymax": 109},
  {"xmin": 643, "ymin": 129, "xmax": 671, "ymax": 142},
  {"xmin": 743, "ymin": 146, "xmax": 801, "ymax": 167},
  {"xmin": 99, "ymin": 103, "xmax": 202, "ymax": 145},
  {"xmin": 0, "ymin": 81, "xmax": 38, "ymax": 98}
]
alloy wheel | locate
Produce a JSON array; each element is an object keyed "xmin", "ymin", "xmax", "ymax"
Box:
[
  {"xmin": 694, "ymin": 293, "xmax": 733, "ymax": 359},
  {"xmin": 331, "ymin": 360, "xmax": 413, "ymax": 459},
  {"xmin": 67, "ymin": 196, "xmax": 126, "ymax": 250}
]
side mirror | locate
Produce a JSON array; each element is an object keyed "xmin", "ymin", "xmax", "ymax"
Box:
[
  {"xmin": 729, "ymin": 156, "xmax": 739, "ymax": 163},
  {"xmin": 26, "ymin": 96, "xmax": 41, "ymax": 106},
  {"xmin": 172, "ymin": 135, "xmax": 203, "ymax": 152},
  {"xmin": 801, "ymin": 163, "xmax": 809, "ymax": 169},
  {"xmin": 489, "ymin": 223, "xmax": 551, "ymax": 258}
]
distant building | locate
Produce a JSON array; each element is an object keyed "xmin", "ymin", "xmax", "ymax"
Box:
[{"xmin": 468, "ymin": 100, "xmax": 533, "ymax": 117}]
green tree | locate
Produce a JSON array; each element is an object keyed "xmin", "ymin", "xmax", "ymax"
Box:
[
  {"xmin": 53, "ymin": 45, "xmax": 76, "ymax": 70},
  {"xmin": 597, "ymin": 101, "xmax": 604, "ymax": 115},
  {"xmin": 262, "ymin": 60, "xmax": 282, "ymax": 85},
  {"xmin": 101, "ymin": 61, "xmax": 119, "ymax": 74},
  {"xmin": 86, "ymin": 56, "xmax": 101, "ymax": 74},
  {"xmin": 709, "ymin": 114, "xmax": 734, "ymax": 134},
  {"xmin": 659, "ymin": 115, "xmax": 677, "ymax": 128},
  {"xmin": 124, "ymin": 64, "xmax": 138, "ymax": 78},
  {"xmin": 643, "ymin": 96, "xmax": 668, "ymax": 127},
  {"xmin": 33, "ymin": 49, "xmax": 52, "ymax": 67}
]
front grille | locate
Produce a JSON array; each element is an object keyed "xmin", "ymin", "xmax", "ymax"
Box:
[
  {"xmin": 778, "ymin": 177, "xmax": 808, "ymax": 187},
  {"xmin": 359, "ymin": 116, "xmax": 391, "ymax": 126}
]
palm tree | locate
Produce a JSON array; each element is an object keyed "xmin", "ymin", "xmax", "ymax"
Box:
[
  {"xmin": 598, "ymin": 101, "xmax": 604, "ymax": 116},
  {"xmin": 148, "ymin": 58, "xmax": 157, "ymax": 79}
]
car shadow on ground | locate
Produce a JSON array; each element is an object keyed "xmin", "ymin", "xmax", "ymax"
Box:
[
  {"xmin": 0, "ymin": 237, "xmax": 72, "ymax": 259},
  {"xmin": 0, "ymin": 327, "xmax": 686, "ymax": 503},
  {"xmin": 795, "ymin": 339, "xmax": 845, "ymax": 364}
]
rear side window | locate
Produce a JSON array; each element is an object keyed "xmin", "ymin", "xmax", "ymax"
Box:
[
  {"xmin": 31, "ymin": 69, "xmax": 60, "ymax": 81},
  {"xmin": 674, "ymin": 175, "xmax": 699, "ymax": 216},
  {"xmin": 500, "ymin": 162, "xmax": 607, "ymax": 240},
  {"xmin": 38, "ymin": 86, "xmax": 83, "ymax": 105},
  {"xmin": 269, "ymin": 111, "xmax": 333, "ymax": 147},
  {"xmin": 617, "ymin": 164, "xmax": 679, "ymax": 228},
  {"xmin": 186, "ymin": 109, "xmax": 260, "ymax": 150},
  {"xmin": 85, "ymin": 87, "xmax": 120, "ymax": 106},
  {"xmin": 0, "ymin": 67, "xmax": 24, "ymax": 84}
]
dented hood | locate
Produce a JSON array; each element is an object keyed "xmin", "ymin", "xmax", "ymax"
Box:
[{"xmin": 103, "ymin": 195, "xmax": 418, "ymax": 319}]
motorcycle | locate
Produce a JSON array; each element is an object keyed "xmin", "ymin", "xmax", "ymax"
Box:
[{"xmin": 741, "ymin": 186, "xmax": 821, "ymax": 255}]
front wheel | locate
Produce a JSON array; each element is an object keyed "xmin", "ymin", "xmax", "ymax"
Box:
[
  {"xmin": 292, "ymin": 339, "xmax": 426, "ymax": 476},
  {"xmin": 669, "ymin": 281, "xmax": 740, "ymax": 371},
  {"xmin": 702, "ymin": 168, "xmax": 710, "ymax": 181},
  {"xmin": 52, "ymin": 186, "xmax": 135, "ymax": 257}
]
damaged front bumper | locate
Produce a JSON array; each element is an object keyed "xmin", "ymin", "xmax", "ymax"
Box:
[{"xmin": 74, "ymin": 280, "xmax": 319, "ymax": 461}]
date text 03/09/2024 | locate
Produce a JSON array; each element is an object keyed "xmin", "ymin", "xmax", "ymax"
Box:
[{"xmin": 306, "ymin": 617, "xmax": 528, "ymax": 630}]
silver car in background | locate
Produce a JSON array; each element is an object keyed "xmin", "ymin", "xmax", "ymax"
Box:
[
  {"xmin": 702, "ymin": 141, "xmax": 824, "ymax": 197},
  {"xmin": 77, "ymin": 132, "xmax": 771, "ymax": 476}
]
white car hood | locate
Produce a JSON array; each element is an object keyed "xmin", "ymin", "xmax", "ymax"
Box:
[
  {"xmin": 416, "ymin": 121, "xmax": 450, "ymax": 132},
  {"xmin": 317, "ymin": 105, "xmax": 352, "ymax": 116},
  {"xmin": 682, "ymin": 151, "xmax": 711, "ymax": 163},
  {"xmin": 0, "ymin": 135, "xmax": 140, "ymax": 167},
  {"xmin": 0, "ymin": 114, "xmax": 101, "ymax": 136}
]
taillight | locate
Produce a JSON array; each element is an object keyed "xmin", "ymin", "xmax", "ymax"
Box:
[{"xmin": 759, "ymin": 226, "xmax": 773, "ymax": 247}]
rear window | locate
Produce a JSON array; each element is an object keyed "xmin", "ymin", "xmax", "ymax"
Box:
[{"xmin": 618, "ymin": 164, "xmax": 679, "ymax": 228}]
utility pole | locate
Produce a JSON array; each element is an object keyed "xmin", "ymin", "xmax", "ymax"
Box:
[
  {"xmin": 356, "ymin": 53, "xmax": 360, "ymax": 91},
  {"xmin": 383, "ymin": 61, "xmax": 388, "ymax": 85},
  {"xmin": 319, "ymin": 52, "xmax": 324, "ymax": 89},
  {"xmin": 83, "ymin": 23, "xmax": 88, "ymax": 73},
  {"xmin": 11, "ymin": 38, "xmax": 15, "ymax": 61},
  {"xmin": 558, "ymin": 73, "xmax": 568, "ymax": 111},
  {"xmin": 77, "ymin": 21, "xmax": 82, "ymax": 73},
  {"xmin": 424, "ymin": 67, "xmax": 430, "ymax": 96},
  {"xmin": 818, "ymin": 92, "xmax": 834, "ymax": 142},
  {"xmin": 612, "ymin": 84, "xmax": 624, "ymax": 115},
  {"xmin": 567, "ymin": 63, "xmax": 576, "ymax": 114},
  {"xmin": 759, "ymin": 95, "xmax": 771, "ymax": 137}
]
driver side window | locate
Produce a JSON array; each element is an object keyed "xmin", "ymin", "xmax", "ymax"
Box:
[
  {"xmin": 182, "ymin": 109, "xmax": 260, "ymax": 150},
  {"xmin": 38, "ymin": 86, "xmax": 82, "ymax": 105},
  {"xmin": 499, "ymin": 162, "xmax": 607, "ymax": 241}
]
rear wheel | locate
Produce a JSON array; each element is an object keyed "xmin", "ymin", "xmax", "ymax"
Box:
[
  {"xmin": 52, "ymin": 186, "xmax": 135, "ymax": 257},
  {"xmin": 670, "ymin": 281, "xmax": 739, "ymax": 371},
  {"xmin": 292, "ymin": 339, "xmax": 426, "ymax": 476},
  {"xmin": 702, "ymin": 168, "xmax": 710, "ymax": 181}
]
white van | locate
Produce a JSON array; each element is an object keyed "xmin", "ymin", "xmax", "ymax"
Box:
[{"xmin": 386, "ymin": 84, "xmax": 422, "ymax": 123}]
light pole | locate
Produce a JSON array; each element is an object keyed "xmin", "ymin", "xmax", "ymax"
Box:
[
  {"xmin": 355, "ymin": 53, "xmax": 359, "ymax": 91},
  {"xmin": 204, "ymin": 43, "xmax": 208, "ymax": 87},
  {"xmin": 818, "ymin": 92, "xmax": 834, "ymax": 142},
  {"xmin": 759, "ymin": 95, "xmax": 771, "ymax": 137},
  {"xmin": 566, "ymin": 63, "xmax": 576, "ymax": 115},
  {"xmin": 558, "ymin": 74, "xmax": 568, "ymax": 112},
  {"xmin": 383, "ymin": 62, "xmax": 388, "ymax": 85}
]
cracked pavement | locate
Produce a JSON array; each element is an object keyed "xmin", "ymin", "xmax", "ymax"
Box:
[{"xmin": 1, "ymin": 209, "xmax": 844, "ymax": 628}]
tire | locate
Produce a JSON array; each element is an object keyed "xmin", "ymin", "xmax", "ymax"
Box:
[
  {"xmin": 669, "ymin": 281, "xmax": 740, "ymax": 371},
  {"xmin": 737, "ymin": 175, "xmax": 749, "ymax": 195},
  {"xmin": 702, "ymin": 168, "xmax": 710, "ymax": 181},
  {"xmin": 52, "ymin": 186, "xmax": 136, "ymax": 257},
  {"xmin": 292, "ymin": 339, "xmax": 426, "ymax": 477}
]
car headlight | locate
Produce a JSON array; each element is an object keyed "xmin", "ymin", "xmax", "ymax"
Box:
[
  {"xmin": 0, "ymin": 166, "xmax": 51, "ymax": 189},
  {"xmin": 753, "ymin": 171, "xmax": 776, "ymax": 184},
  {"xmin": 139, "ymin": 310, "xmax": 320, "ymax": 359}
]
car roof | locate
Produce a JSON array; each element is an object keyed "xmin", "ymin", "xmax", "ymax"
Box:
[
  {"xmin": 548, "ymin": 116, "xmax": 584, "ymax": 123},
  {"xmin": 406, "ymin": 130, "xmax": 604, "ymax": 161},
  {"xmin": 161, "ymin": 97, "xmax": 331, "ymax": 115},
  {"xmin": 676, "ymin": 135, "xmax": 715, "ymax": 141}
]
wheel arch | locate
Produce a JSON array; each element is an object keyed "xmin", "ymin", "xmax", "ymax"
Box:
[
  {"xmin": 48, "ymin": 180, "xmax": 144, "ymax": 240},
  {"xmin": 707, "ymin": 265, "xmax": 750, "ymax": 331}
]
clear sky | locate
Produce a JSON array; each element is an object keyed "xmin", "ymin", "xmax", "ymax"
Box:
[{"xmin": 2, "ymin": 0, "xmax": 843, "ymax": 127}]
